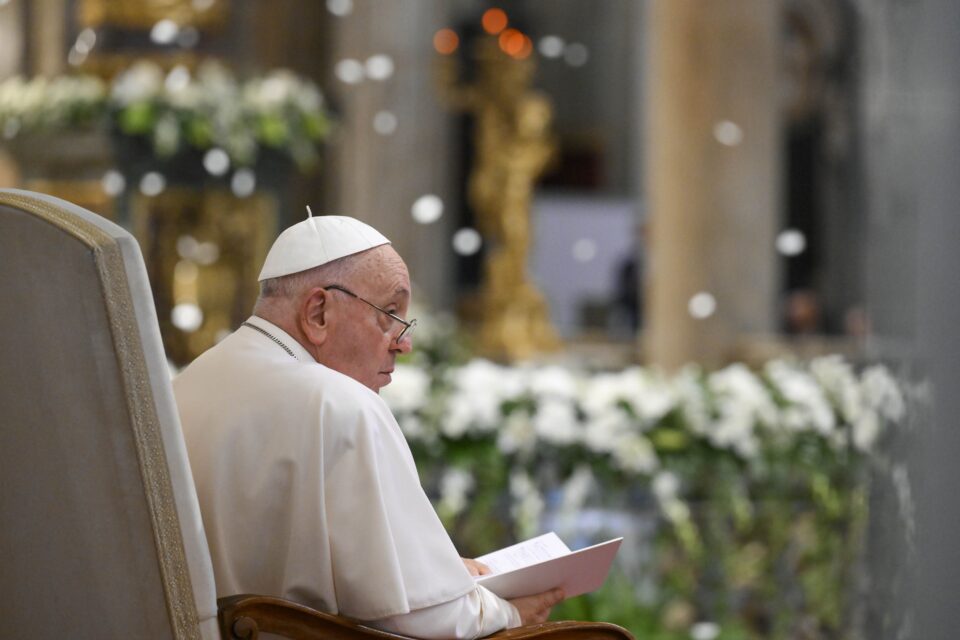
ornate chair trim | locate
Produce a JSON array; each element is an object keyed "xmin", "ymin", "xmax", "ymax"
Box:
[{"xmin": 0, "ymin": 189, "xmax": 202, "ymax": 640}]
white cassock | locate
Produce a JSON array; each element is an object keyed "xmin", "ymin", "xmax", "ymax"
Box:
[{"xmin": 173, "ymin": 316, "xmax": 520, "ymax": 639}]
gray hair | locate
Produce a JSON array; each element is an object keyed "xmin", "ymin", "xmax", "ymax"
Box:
[{"xmin": 252, "ymin": 248, "xmax": 390, "ymax": 322}]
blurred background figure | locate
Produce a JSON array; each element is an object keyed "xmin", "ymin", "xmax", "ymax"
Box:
[{"xmin": 784, "ymin": 289, "xmax": 822, "ymax": 335}]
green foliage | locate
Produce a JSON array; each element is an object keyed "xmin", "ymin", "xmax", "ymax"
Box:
[{"xmin": 118, "ymin": 101, "xmax": 156, "ymax": 134}]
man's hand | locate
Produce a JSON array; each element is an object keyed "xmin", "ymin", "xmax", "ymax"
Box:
[
  {"xmin": 461, "ymin": 557, "xmax": 492, "ymax": 576},
  {"xmin": 509, "ymin": 588, "xmax": 564, "ymax": 625}
]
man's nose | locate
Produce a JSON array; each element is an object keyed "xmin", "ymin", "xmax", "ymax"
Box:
[{"xmin": 392, "ymin": 334, "xmax": 413, "ymax": 354}]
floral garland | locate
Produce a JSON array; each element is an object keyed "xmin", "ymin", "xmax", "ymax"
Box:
[{"xmin": 384, "ymin": 354, "xmax": 904, "ymax": 489}]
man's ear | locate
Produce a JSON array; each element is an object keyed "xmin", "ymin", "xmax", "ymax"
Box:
[{"xmin": 300, "ymin": 287, "xmax": 330, "ymax": 347}]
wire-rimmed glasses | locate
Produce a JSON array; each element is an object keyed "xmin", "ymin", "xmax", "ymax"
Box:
[{"xmin": 324, "ymin": 284, "xmax": 417, "ymax": 343}]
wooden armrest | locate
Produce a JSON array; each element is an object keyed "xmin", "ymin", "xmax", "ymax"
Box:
[
  {"xmin": 488, "ymin": 621, "xmax": 634, "ymax": 640},
  {"xmin": 219, "ymin": 595, "xmax": 408, "ymax": 640},
  {"xmin": 218, "ymin": 594, "xmax": 635, "ymax": 640}
]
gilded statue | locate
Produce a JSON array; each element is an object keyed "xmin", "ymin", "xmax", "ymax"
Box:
[{"xmin": 437, "ymin": 37, "xmax": 560, "ymax": 361}]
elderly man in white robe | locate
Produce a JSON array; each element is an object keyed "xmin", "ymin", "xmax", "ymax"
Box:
[{"xmin": 174, "ymin": 213, "xmax": 562, "ymax": 639}]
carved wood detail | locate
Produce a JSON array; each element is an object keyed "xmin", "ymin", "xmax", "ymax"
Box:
[{"xmin": 218, "ymin": 595, "xmax": 635, "ymax": 640}]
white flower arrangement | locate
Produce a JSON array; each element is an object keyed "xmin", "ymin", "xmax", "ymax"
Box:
[
  {"xmin": 387, "ymin": 352, "xmax": 911, "ymax": 636},
  {"xmin": 0, "ymin": 75, "xmax": 106, "ymax": 138},
  {"xmin": 0, "ymin": 62, "xmax": 330, "ymax": 172},
  {"xmin": 110, "ymin": 61, "xmax": 330, "ymax": 170}
]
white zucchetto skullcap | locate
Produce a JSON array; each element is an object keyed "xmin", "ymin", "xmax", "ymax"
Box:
[{"xmin": 258, "ymin": 210, "xmax": 390, "ymax": 281}]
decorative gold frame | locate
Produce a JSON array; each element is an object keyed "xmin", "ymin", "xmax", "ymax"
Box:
[
  {"xmin": 77, "ymin": 0, "xmax": 229, "ymax": 30},
  {"xmin": 130, "ymin": 186, "xmax": 276, "ymax": 364}
]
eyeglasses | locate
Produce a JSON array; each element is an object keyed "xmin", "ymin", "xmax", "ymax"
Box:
[{"xmin": 324, "ymin": 284, "xmax": 417, "ymax": 343}]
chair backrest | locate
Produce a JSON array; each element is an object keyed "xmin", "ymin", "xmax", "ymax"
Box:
[{"xmin": 0, "ymin": 189, "xmax": 219, "ymax": 639}]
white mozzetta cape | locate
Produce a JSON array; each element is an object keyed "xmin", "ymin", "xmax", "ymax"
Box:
[{"xmin": 173, "ymin": 317, "xmax": 478, "ymax": 621}]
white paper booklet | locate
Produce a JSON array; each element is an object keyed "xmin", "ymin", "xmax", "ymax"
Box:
[{"xmin": 473, "ymin": 532, "xmax": 623, "ymax": 600}]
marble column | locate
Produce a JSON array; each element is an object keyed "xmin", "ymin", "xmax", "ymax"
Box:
[
  {"xmin": 322, "ymin": 1, "xmax": 464, "ymax": 310},
  {"xmin": 29, "ymin": 0, "xmax": 65, "ymax": 76},
  {"xmin": 0, "ymin": 0, "xmax": 24, "ymax": 78},
  {"xmin": 644, "ymin": 0, "xmax": 781, "ymax": 369},
  {"xmin": 859, "ymin": 0, "xmax": 960, "ymax": 634},
  {"xmin": 0, "ymin": 0, "xmax": 20, "ymax": 188}
]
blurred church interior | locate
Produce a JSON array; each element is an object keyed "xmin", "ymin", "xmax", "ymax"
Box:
[
  {"xmin": 0, "ymin": 0, "xmax": 886, "ymax": 368},
  {"xmin": 1, "ymin": 0, "xmax": 958, "ymax": 637}
]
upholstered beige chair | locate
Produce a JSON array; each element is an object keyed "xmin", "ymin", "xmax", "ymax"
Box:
[{"xmin": 0, "ymin": 189, "xmax": 632, "ymax": 640}]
